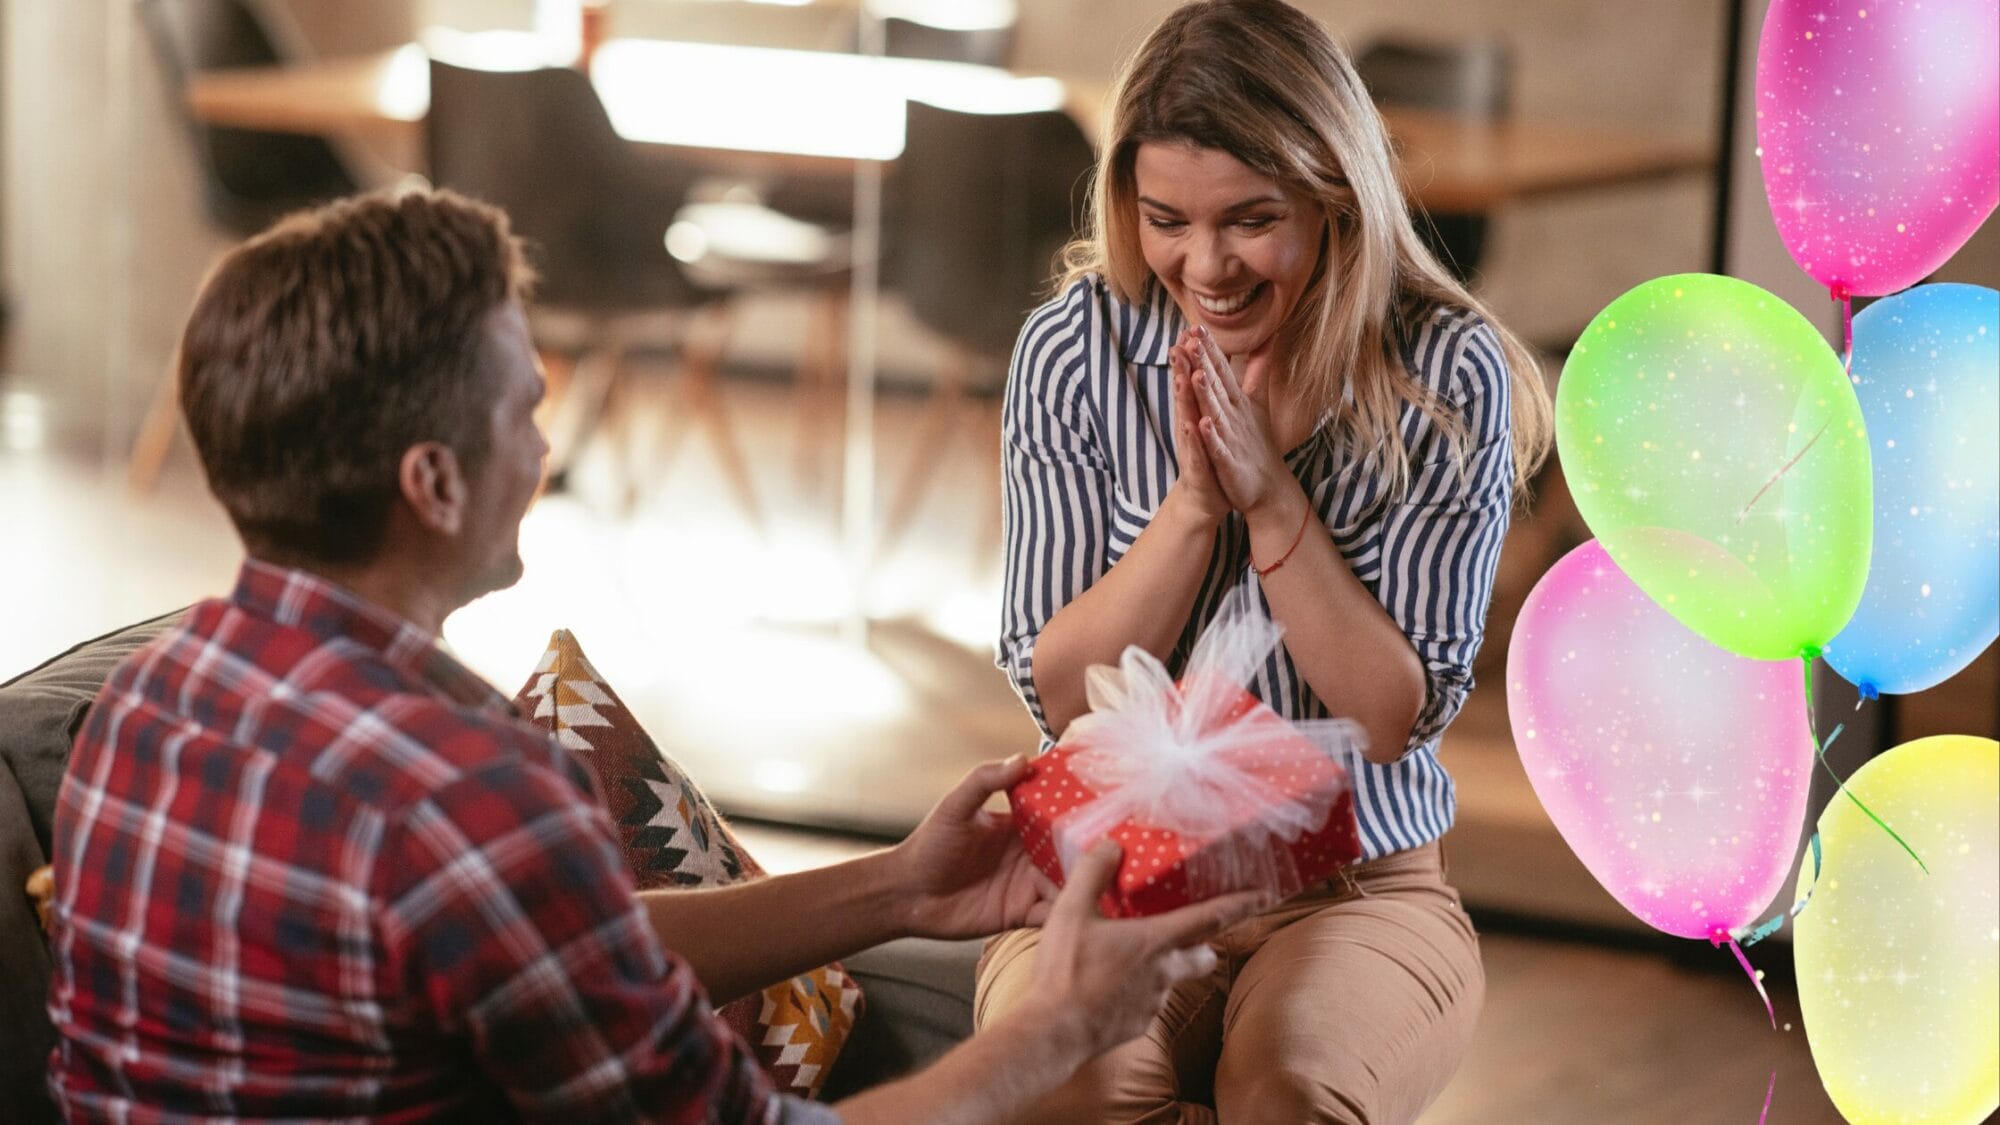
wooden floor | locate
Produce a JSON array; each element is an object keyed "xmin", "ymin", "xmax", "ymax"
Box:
[{"xmin": 1431, "ymin": 928, "xmax": 1842, "ymax": 1123}]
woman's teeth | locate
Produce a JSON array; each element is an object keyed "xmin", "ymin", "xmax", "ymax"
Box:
[{"xmin": 1195, "ymin": 285, "xmax": 1260, "ymax": 316}]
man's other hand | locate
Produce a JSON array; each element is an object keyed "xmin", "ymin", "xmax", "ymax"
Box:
[
  {"xmin": 1027, "ymin": 840, "xmax": 1268, "ymax": 1058},
  {"xmin": 893, "ymin": 756, "xmax": 1055, "ymax": 940}
]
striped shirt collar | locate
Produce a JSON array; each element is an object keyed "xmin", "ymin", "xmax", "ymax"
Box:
[
  {"xmin": 1115, "ymin": 278, "xmax": 1190, "ymax": 368},
  {"xmin": 229, "ymin": 557, "xmax": 512, "ymax": 715}
]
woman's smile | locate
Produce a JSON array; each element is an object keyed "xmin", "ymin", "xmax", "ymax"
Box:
[{"xmin": 1190, "ymin": 281, "xmax": 1266, "ymax": 318}]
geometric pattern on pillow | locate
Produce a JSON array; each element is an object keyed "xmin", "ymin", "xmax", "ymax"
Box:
[{"xmin": 514, "ymin": 629, "xmax": 863, "ymax": 1100}]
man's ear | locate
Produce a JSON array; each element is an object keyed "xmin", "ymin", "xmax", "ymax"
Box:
[{"xmin": 399, "ymin": 442, "xmax": 468, "ymax": 536}]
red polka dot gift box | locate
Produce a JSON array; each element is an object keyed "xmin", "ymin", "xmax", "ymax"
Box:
[{"xmin": 1009, "ymin": 591, "xmax": 1364, "ymax": 918}]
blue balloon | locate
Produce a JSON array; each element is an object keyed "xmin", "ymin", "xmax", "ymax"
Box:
[{"xmin": 1824, "ymin": 284, "xmax": 1999, "ymax": 696}]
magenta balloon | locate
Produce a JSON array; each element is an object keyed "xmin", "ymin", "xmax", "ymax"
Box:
[
  {"xmin": 1757, "ymin": 0, "xmax": 1999, "ymax": 297},
  {"xmin": 1506, "ymin": 541, "xmax": 1816, "ymax": 940}
]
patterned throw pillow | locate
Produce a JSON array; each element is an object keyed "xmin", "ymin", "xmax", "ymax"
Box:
[{"xmin": 513, "ymin": 630, "xmax": 863, "ymax": 1100}]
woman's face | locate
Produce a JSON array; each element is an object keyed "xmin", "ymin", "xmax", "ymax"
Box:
[{"xmin": 1133, "ymin": 142, "xmax": 1325, "ymax": 360}]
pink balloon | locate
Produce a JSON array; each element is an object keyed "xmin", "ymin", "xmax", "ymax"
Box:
[
  {"xmin": 1756, "ymin": 0, "xmax": 1999, "ymax": 297},
  {"xmin": 1506, "ymin": 540, "xmax": 1815, "ymax": 939}
]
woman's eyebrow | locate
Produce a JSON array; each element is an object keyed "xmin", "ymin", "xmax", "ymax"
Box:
[{"xmin": 1136, "ymin": 194, "xmax": 1288, "ymax": 214}]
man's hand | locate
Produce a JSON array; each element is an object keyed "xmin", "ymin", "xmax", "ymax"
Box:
[
  {"xmin": 1027, "ymin": 840, "xmax": 1268, "ymax": 1058},
  {"xmin": 830, "ymin": 840, "xmax": 1269, "ymax": 1125},
  {"xmin": 893, "ymin": 757, "xmax": 1056, "ymax": 940}
]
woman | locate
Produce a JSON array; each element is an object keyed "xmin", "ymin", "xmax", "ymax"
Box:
[{"xmin": 980, "ymin": 1, "xmax": 1553, "ymax": 1120}]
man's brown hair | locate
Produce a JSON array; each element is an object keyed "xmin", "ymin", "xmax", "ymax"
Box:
[{"xmin": 178, "ymin": 188, "xmax": 534, "ymax": 566}]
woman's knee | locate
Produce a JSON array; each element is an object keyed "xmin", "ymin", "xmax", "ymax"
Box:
[
  {"xmin": 1218, "ymin": 1066, "xmax": 1373, "ymax": 1125},
  {"xmin": 972, "ymin": 926, "xmax": 1042, "ymax": 1029},
  {"xmin": 1033, "ymin": 1055, "xmax": 1192, "ymax": 1125}
]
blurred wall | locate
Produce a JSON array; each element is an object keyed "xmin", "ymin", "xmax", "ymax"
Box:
[{"xmin": 0, "ymin": 0, "xmax": 409, "ymax": 457}]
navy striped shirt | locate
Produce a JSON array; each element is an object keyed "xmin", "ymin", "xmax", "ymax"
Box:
[{"xmin": 997, "ymin": 275, "xmax": 1515, "ymax": 860}]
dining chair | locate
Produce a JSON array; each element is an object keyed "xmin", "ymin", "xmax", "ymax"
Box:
[
  {"xmin": 128, "ymin": 0, "xmax": 366, "ymax": 492},
  {"xmin": 427, "ymin": 60, "xmax": 809, "ymax": 529},
  {"xmin": 137, "ymin": 0, "xmax": 362, "ymax": 236},
  {"xmin": 1355, "ymin": 36, "xmax": 1514, "ymax": 285},
  {"xmin": 875, "ymin": 97, "xmax": 1095, "ymax": 559},
  {"xmin": 685, "ymin": 5, "xmax": 1020, "ymax": 290},
  {"xmin": 881, "ymin": 17, "xmax": 1015, "ymax": 67}
]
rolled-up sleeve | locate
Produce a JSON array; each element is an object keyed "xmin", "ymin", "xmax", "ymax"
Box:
[
  {"xmin": 1374, "ymin": 317, "xmax": 1516, "ymax": 756},
  {"xmin": 997, "ymin": 281, "xmax": 1114, "ymax": 741}
]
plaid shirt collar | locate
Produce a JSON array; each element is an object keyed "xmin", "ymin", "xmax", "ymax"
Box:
[{"xmin": 230, "ymin": 557, "xmax": 514, "ymax": 716}]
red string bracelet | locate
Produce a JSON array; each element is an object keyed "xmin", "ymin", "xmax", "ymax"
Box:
[{"xmin": 1253, "ymin": 504, "xmax": 1313, "ymax": 578}]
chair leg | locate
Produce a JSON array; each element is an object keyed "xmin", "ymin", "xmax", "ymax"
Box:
[
  {"xmin": 877, "ymin": 348, "xmax": 972, "ymax": 559},
  {"xmin": 126, "ymin": 365, "xmax": 182, "ymax": 495},
  {"xmin": 531, "ymin": 347, "xmax": 574, "ymax": 498},
  {"xmin": 617, "ymin": 361, "xmax": 678, "ymax": 514},
  {"xmin": 535, "ymin": 347, "xmax": 575, "ymax": 431},
  {"xmin": 543, "ymin": 328, "xmax": 625, "ymax": 491},
  {"xmin": 793, "ymin": 287, "xmax": 849, "ymax": 495},
  {"xmin": 666, "ymin": 302, "xmax": 764, "ymax": 534}
]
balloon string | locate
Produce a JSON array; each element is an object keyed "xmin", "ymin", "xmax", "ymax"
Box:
[
  {"xmin": 1759, "ymin": 1069, "xmax": 1777, "ymax": 1125},
  {"xmin": 1710, "ymin": 928, "xmax": 1776, "ymax": 1028},
  {"xmin": 1836, "ymin": 289, "xmax": 1854, "ymax": 372},
  {"xmin": 1800, "ymin": 656, "xmax": 1928, "ymax": 874},
  {"xmin": 1734, "ymin": 831, "xmax": 1823, "ymax": 946},
  {"xmin": 1736, "ymin": 419, "xmax": 1831, "ymax": 525}
]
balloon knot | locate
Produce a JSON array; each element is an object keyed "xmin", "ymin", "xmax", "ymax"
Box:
[
  {"xmin": 1707, "ymin": 926, "xmax": 1731, "ymax": 948},
  {"xmin": 1798, "ymin": 645, "xmax": 1822, "ymax": 662},
  {"xmin": 1829, "ymin": 284, "xmax": 1850, "ymax": 302},
  {"xmin": 1857, "ymin": 681, "xmax": 1879, "ymax": 701}
]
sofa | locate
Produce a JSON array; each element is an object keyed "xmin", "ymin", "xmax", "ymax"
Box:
[{"xmin": 0, "ymin": 613, "xmax": 977, "ymax": 1120}]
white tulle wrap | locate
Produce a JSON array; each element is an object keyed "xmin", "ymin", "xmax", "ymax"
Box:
[{"xmin": 1050, "ymin": 588, "xmax": 1366, "ymax": 902}]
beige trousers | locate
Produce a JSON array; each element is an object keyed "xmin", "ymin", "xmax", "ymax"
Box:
[{"xmin": 974, "ymin": 841, "xmax": 1484, "ymax": 1124}]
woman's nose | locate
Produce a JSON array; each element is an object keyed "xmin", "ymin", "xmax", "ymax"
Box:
[{"xmin": 1187, "ymin": 229, "xmax": 1235, "ymax": 285}]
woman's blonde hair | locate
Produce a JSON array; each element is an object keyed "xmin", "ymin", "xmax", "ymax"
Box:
[{"xmin": 1059, "ymin": 0, "xmax": 1552, "ymax": 499}]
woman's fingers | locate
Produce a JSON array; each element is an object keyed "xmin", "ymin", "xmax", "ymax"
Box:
[
  {"xmin": 1199, "ymin": 415, "xmax": 1235, "ymax": 469},
  {"xmin": 1193, "ymin": 368, "xmax": 1241, "ymax": 450},
  {"xmin": 1180, "ymin": 416, "xmax": 1204, "ymax": 471},
  {"xmin": 1195, "ymin": 327, "xmax": 1248, "ymax": 406}
]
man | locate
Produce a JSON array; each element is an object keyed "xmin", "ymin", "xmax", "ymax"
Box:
[{"xmin": 46, "ymin": 189, "xmax": 1260, "ymax": 1122}]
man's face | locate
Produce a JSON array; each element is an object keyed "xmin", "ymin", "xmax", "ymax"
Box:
[{"xmin": 458, "ymin": 301, "xmax": 549, "ymax": 603}]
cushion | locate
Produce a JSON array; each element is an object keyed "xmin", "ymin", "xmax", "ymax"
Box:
[
  {"xmin": 0, "ymin": 609, "xmax": 188, "ymax": 1125},
  {"xmin": 0, "ymin": 609, "xmax": 189, "ymax": 855},
  {"xmin": 817, "ymin": 936, "xmax": 978, "ymax": 1102},
  {"xmin": 1, "ymin": 768, "xmax": 56, "ymax": 1124},
  {"xmin": 514, "ymin": 630, "xmax": 863, "ymax": 1100}
]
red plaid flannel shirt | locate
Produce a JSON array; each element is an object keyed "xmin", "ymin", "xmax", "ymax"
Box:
[{"xmin": 48, "ymin": 560, "xmax": 836, "ymax": 1124}]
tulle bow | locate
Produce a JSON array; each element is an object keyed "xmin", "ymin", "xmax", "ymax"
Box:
[{"xmin": 1051, "ymin": 588, "xmax": 1365, "ymax": 896}]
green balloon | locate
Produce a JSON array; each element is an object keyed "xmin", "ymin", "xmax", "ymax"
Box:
[{"xmin": 1557, "ymin": 274, "xmax": 1871, "ymax": 661}]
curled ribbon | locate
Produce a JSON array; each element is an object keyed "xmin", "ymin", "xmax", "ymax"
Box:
[{"xmin": 1051, "ymin": 588, "xmax": 1365, "ymax": 901}]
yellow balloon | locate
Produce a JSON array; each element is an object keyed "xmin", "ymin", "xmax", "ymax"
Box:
[{"xmin": 1794, "ymin": 736, "xmax": 1999, "ymax": 1124}]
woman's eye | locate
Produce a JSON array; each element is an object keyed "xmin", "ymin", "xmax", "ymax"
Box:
[
  {"xmin": 1235, "ymin": 217, "xmax": 1276, "ymax": 231},
  {"xmin": 1144, "ymin": 216, "xmax": 1186, "ymax": 232}
]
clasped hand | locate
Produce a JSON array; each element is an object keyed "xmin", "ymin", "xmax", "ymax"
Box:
[{"xmin": 1169, "ymin": 325, "xmax": 1291, "ymax": 521}]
